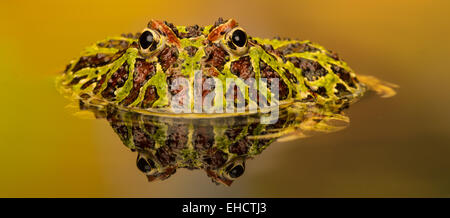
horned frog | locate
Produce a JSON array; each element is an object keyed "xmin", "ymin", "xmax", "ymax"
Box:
[
  {"xmin": 57, "ymin": 18, "xmax": 397, "ymax": 185},
  {"xmin": 57, "ymin": 18, "xmax": 396, "ymax": 142}
]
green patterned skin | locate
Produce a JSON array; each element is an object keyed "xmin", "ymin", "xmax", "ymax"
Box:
[{"xmin": 57, "ymin": 18, "xmax": 368, "ymax": 115}]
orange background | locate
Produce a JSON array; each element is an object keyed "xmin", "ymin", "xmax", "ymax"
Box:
[{"xmin": 1, "ymin": 0, "xmax": 449, "ymax": 197}]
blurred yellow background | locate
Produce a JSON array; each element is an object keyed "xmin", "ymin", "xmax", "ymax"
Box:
[{"xmin": 1, "ymin": 0, "xmax": 450, "ymax": 197}]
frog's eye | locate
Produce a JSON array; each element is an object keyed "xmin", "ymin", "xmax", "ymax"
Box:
[
  {"xmin": 231, "ymin": 29, "xmax": 247, "ymax": 47},
  {"xmin": 139, "ymin": 29, "xmax": 160, "ymax": 52},
  {"xmin": 228, "ymin": 165, "xmax": 244, "ymax": 178},
  {"xmin": 136, "ymin": 155, "xmax": 155, "ymax": 173},
  {"xmin": 224, "ymin": 28, "xmax": 249, "ymax": 56},
  {"xmin": 224, "ymin": 161, "xmax": 245, "ymax": 178},
  {"xmin": 139, "ymin": 30, "xmax": 154, "ymax": 49}
]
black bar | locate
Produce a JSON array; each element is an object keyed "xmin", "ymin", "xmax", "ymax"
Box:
[{"xmin": 0, "ymin": 198, "xmax": 447, "ymax": 216}]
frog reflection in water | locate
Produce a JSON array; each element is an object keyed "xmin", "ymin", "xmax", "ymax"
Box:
[
  {"xmin": 57, "ymin": 18, "xmax": 397, "ymax": 185},
  {"xmin": 81, "ymin": 102, "xmax": 352, "ymax": 186}
]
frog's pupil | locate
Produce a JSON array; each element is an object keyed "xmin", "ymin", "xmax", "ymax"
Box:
[
  {"xmin": 229, "ymin": 165, "xmax": 244, "ymax": 178},
  {"xmin": 137, "ymin": 157, "xmax": 152, "ymax": 173},
  {"xmin": 139, "ymin": 31, "xmax": 154, "ymax": 49},
  {"xmin": 231, "ymin": 29, "xmax": 247, "ymax": 47}
]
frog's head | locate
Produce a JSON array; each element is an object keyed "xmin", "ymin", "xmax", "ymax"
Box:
[
  {"xmin": 131, "ymin": 17, "xmax": 293, "ymax": 104},
  {"xmin": 136, "ymin": 18, "xmax": 251, "ymax": 74},
  {"xmin": 133, "ymin": 17, "xmax": 264, "ymax": 94}
]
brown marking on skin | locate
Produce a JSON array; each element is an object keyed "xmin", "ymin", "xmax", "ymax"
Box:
[
  {"xmin": 315, "ymin": 86, "xmax": 328, "ymax": 98},
  {"xmin": 204, "ymin": 67, "xmax": 220, "ymax": 77},
  {"xmin": 166, "ymin": 123, "xmax": 189, "ymax": 150},
  {"xmin": 149, "ymin": 20, "xmax": 181, "ymax": 48},
  {"xmin": 283, "ymin": 69, "xmax": 299, "ymax": 98},
  {"xmin": 260, "ymin": 44, "xmax": 285, "ymax": 62},
  {"xmin": 111, "ymin": 123, "xmax": 130, "ymax": 142},
  {"xmin": 108, "ymin": 111, "xmax": 130, "ymax": 142},
  {"xmin": 193, "ymin": 126, "xmax": 215, "ymax": 150},
  {"xmin": 72, "ymin": 52, "xmax": 122, "ymax": 73},
  {"xmin": 155, "ymin": 146, "xmax": 176, "ymax": 166},
  {"xmin": 207, "ymin": 19, "xmax": 237, "ymax": 42},
  {"xmin": 158, "ymin": 46, "xmax": 179, "ymax": 72},
  {"xmin": 229, "ymin": 139, "xmax": 250, "ymax": 155},
  {"xmin": 121, "ymin": 59, "xmax": 156, "ymax": 106},
  {"xmin": 68, "ymin": 75, "xmax": 87, "ymax": 85},
  {"xmin": 140, "ymin": 86, "xmax": 158, "ymax": 108},
  {"xmin": 64, "ymin": 63, "xmax": 72, "ymax": 73},
  {"xmin": 230, "ymin": 56, "xmax": 254, "ymax": 80},
  {"xmin": 146, "ymin": 166, "xmax": 177, "ymax": 182},
  {"xmin": 132, "ymin": 126, "xmax": 155, "ymax": 149},
  {"xmin": 93, "ymin": 73, "xmax": 107, "ymax": 94},
  {"xmin": 151, "ymin": 168, "xmax": 175, "ymax": 181},
  {"xmin": 205, "ymin": 169, "xmax": 233, "ymax": 186},
  {"xmin": 143, "ymin": 123, "xmax": 157, "ymax": 136},
  {"xmin": 120, "ymin": 32, "xmax": 138, "ymax": 39},
  {"xmin": 203, "ymin": 43, "xmax": 228, "ymax": 71},
  {"xmin": 101, "ymin": 63, "xmax": 129, "ymax": 100},
  {"xmin": 283, "ymin": 68, "xmax": 298, "ymax": 84},
  {"xmin": 331, "ymin": 64, "xmax": 356, "ymax": 88},
  {"xmin": 259, "ymin": 61, "xmax": 289, "ymax": 100},
  {"xmin": 303, "ymin": 82, "xmax": 328, "ymax": 98},
  {"xmin": 288, "ymin": 57, "xmax": 328, "ymax": 82},
  {"xmin": 275, "ymin": 42, "xmax": 320, "ymax": 56},
  {"xmin": 97, "ymin": 39, "xmax": 130, "ymax": 50},
  {"xmin": 204, "ymin": 148, "xmax": 228, "ymax": 170},
  {"xmin": 81, "ymin": 78, "xmax": 97, "ymax": 90},
  {"xmin": 179, "ymin": 25, "xmax": 204, "ymax": 38},
  {"xmin": 184, "ymin": 46, "xmax": 198, "ymax": 57},
  {"xmin": 225, "ymin": 125, "xmax": 243, "ymax": 139},
  {"xmin": 335, "ymin": 83, "xmax": 352, "ymax": 97}
]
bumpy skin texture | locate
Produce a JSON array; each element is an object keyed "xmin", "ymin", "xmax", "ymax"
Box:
[{"xmin": 57, "ymin": 18, "xmax": 365, "ymax": 114}]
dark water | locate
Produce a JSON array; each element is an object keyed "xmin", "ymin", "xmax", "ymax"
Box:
[{"xmin": 1, "ymin": 0, "xmax": 450, "ymax": 197}]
